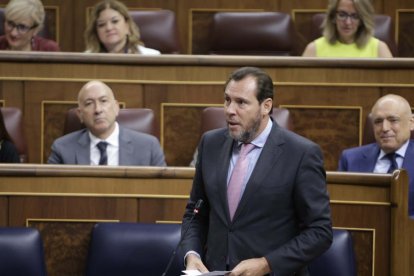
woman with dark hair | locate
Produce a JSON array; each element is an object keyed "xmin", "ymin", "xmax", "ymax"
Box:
[{"xmin": 0, "ymin": 110, "xmax": 20, "ymax": 163}]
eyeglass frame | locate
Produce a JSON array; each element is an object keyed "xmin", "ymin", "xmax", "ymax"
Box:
[
  {"xmin": 5, "ymin": 20, "xmax": 38, "ymax": 34},
  {"xmin": 335, "ymin": 11, "xmax": 360, "ymax": 22}
]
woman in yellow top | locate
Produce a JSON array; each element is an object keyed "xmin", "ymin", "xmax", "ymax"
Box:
[{"xmin": 302, "ymin": 0, "xmax": 392, "ymax": 58}]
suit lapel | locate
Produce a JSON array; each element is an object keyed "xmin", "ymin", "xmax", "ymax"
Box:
[
  {"xmin": 76, "ymin": 130, "xmax": 91, "ymax": 165},
  {"xmin": 118, "ymin": 128, "xmax": 133, "ymax": 165},
  {"xmin": 232, "ymin": 124, "xmax": 284, "ymax": 222},
  {"xmin": 361, "ymin": 143, "xmax": 380, "ymax": 172},
  {"xmin": 402, "ymin": 140, "xmax": 414, "ymax": 172},
  {"xmin": 217, "ymin": 132, "xmax": 236, "ymax": 222}
]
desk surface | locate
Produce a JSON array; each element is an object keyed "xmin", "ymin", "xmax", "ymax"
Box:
[{"xmin": 2, "ymin": 51, "xmax": 414, "ymax": 68}]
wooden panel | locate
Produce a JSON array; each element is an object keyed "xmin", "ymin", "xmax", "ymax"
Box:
[
  {"xmin": 139, "ymin": 198, "xmax": 188, "ymax": 222},
  {"xmin": 397, "ymin": 10, "xmax": 414, "ymax": 57},
  {"xmin": 9, "ymin": 196, "xmax": 137, "ymax": 276},
  {"xmin": 190, "ymin": 10, "xmax": 214, "ymax": 54},
  {"xmin": 42, "ymin": 101, "xmax": 77, "ymax": 163},
  {"xmin": 190, "ymin": 9, "xmax": 263, "ymax": 54},
  {"xmin": 161, "ymin": 103, "xmax": 362, "ymax": 169},
  {"xmin": 0, "ymin": 166, "xmax": 412, "ymax": 275},
  {"xmin": 146, "ymin": 83, "xmax": 224, "ymax": 164},
  {"xmin": 292, "ymin": 9, "xmax": 325, "ymax": 46},
  {"xmin": 333, "ymin": 204, "xmax": 390, "ymax": 276},
  {"xmin": 1, "ymin": 54, "xmax": 414, "ymax": 165},
  {"xmin": 9, "ymin": 197, "xmax": 138, "ymax": 226},
  {"xmin": 0, "ymin": 196, "xmax": 7, "ymax": 226},
  {"xmin": 27, "ymin": 220, "xmax": 114, "ymax": 276},
  {"xmin": 390, "ymin": 163, "xmax": 413, "ymax": 276},
  {"xmin": 162, "ymin": 104, "xmax": 215, "ymax": 166},
  {"xmin": 24, "ymin": 81, "xmax": 83, "ymax": 163},
  {"xmin": 348, "ymin": 229, "xmax": 375, "ymax": 276},
  {"xmin": 282, "ymin": 106, "xmax": 361, "ymax": 170},
  {"xmin": 0, "ymin": 81, "xmax": 24, "ymax": 110},
  {"xmin": 44, "ymin": 6, "xmax": 59, "ymax": 43}
]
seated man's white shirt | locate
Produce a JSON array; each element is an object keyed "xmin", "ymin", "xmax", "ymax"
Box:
[{"xmin": 89, "ymin": 122, "xmax": 120, "ymax": 165}]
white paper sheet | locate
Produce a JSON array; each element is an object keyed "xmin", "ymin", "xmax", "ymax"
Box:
[{"xmin": 181, "ymin": 270, "xmax": 231, "ymax": 276}]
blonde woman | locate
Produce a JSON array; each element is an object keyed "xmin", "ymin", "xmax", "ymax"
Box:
[
  {"xmin": 0, "ymin": 0, "xmax": 59, "ymax": 51},
  {"xmin": 302, "ymin": 0, "xmax": 392, "ymax": 58},
  {"xmin": 84, "ymin": 0, "xmax": 160, "ymax": 54}
]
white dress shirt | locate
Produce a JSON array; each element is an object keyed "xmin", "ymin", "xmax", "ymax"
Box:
[{"xmin": 89, "ymin": 123, "xmax": 120, "ymax": 165}]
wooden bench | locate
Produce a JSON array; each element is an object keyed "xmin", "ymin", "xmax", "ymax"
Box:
[{"xmin": 0, "ymin": 164, "xmax": 412, "ymax": 275}]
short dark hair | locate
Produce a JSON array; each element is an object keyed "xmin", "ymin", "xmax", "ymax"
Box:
[{"xmin": 225, "ymin": 67, "xmax": 274, "ymax": 113}]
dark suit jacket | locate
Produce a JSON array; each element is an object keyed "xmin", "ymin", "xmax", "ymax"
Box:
[
  {"xmin": 0, "ymin": 140, "xmax": 20, "ymax": 163},
  {"xmin": 181, "ymin": 123, "xmax": 332, "ymax": 276},
  {"xmin": 47, "ymin": 127, "xmax": 166, "ymax": 166},
  {"xmin": 338, "ymin": 140, "xmax": 414, "ymax": 215}
]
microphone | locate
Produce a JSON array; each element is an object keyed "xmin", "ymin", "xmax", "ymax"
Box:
[{"xmin": 161, "ymin": 199, "xmax": 203, "ymax": 276}]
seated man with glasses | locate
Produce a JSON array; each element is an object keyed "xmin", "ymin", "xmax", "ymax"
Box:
[
  {"xmin": 0, "ymin": 0, "xmax": 59, "ymax": 51},
  {"xmin": 302, "ymin": 0, "xmax": 392, "ymax": 58}
]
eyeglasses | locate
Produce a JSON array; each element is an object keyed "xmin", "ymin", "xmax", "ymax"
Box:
[
  {"xmin": 5, "ymin": 20, "xmax": 37, "ymax": 34},
  {"xmin": 336, "ymin": 11, "xmax": 360, "ymax": 22}
]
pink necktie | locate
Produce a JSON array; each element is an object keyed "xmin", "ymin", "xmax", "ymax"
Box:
[{"xmin": 227, "ymin": 143, "xmax": 255, "ymax": 220}]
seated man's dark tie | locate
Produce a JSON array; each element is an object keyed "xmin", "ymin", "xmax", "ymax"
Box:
[
  {"xmin": 386, "ymin": 152, "xmax": 398, "ymax": 173},
  {"xmin": 97, "ymin": 141, "xmax": 108, "ymax": 165}
]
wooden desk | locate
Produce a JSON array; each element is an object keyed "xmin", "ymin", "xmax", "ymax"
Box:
[
  {"xmin": 0, "ymin": 165, "xmax": 412, "ymax": 276},
  {"xmin": 1, "ymin": 53, "xmax": 414, "ymax": 169}
]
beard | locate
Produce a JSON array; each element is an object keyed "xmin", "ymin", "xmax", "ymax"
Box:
[{"xmin": 228, "ymin": 111, "xmax": 261, "ymax": 143}]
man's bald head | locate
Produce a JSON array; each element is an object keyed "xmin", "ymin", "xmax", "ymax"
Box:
[
  {"xmin": 371, "ymin": 94, "xmax": 414, "ymax": 153},
  {"xmin": 76, "ymin": 80, "xmax": 119, "ymax": 139},
  {"xmin": 78, "ymin": 80, "xmax": 115, "ymax": 103}
]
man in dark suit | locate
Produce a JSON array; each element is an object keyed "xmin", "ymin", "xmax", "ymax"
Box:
[
  {"xmin": 48, "ymin": 80, "xmax": 165, "ymax": 166},
  {"xmin": 339, "ymin": 94, "xmax": 414, "ymax": 215},
  {"xmin": 181, "ymin": 67, "xmax": 332, "ymax": 276}
]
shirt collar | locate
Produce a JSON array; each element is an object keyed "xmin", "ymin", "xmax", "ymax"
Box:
[
  {"xmin": 89, "ymin": 122, "xmax": 119, "ymax": 147},
  {"xmin": 237, "ymin": 117, "xmax": 273, "ymax": 149},
  {"xmin": 378, "ymin": 139, "xmax": 409, "ymax": 160}
]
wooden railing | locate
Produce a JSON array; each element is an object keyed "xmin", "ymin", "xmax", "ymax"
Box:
[{"xmin": 0, "ymin": 165, "xmax": 412, "ymax": 275}]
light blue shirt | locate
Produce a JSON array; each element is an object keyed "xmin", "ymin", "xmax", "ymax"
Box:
[{"xmin": 373, "ymin": 140, "xmax": 408, "ymax": 173}]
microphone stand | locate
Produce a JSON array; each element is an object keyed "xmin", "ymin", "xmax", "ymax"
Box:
[{"xmin": 161, "ymin": 199, "xmax": 203, "ymax": 276}]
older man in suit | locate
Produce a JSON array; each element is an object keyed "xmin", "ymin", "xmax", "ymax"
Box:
[
  {"xmin": 339, "ymin": 94, "xmax": 414, "ymax": 215},
  {"xmin": 48, "ymin": 80, "xmax": 165, "ymax": 166},
  {"xmin": 181, "ymin": 67, "xmax": 332, "ymax": 276}
]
